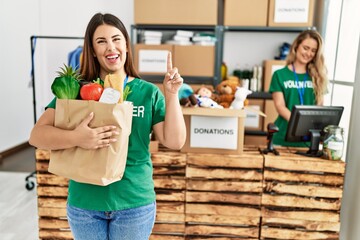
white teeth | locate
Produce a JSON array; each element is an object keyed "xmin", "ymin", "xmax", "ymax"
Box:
[{"xmin": 107, "ymin": 55, "xmax": 118, "ymax": 59}]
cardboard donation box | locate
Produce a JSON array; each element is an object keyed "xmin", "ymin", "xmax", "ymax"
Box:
[
  {"xmin": 268, "ymin": 0, "xmax": 315, "ymax": 27},
  {"xmin": 48, "ymin": 99, "xmax": 133, "ymax": 186},
  {"xmin": 134, "ymin": 44, "xmax": 174, "ymax": 75},
  {"xmin": 263, "ymin": 99, "xmax": 278, "ymax": 130},
  {"xmin": 264, "ymin": 60, "xmax": 286, "ymax": 92},
  {"xmin": 224, "ymin": 0, "xmax": 268, "ymax": 26},
  {"xmin": 245, "ymin": 99, "xmax": 265, "ymax": 131},
  {"xmin": 181, "ymin": 108, "xmax": 246, "ymax": 154},
  {"xmin": 174, "ymin": 45, "xmax": 215, "ymax": 77},
  {"xmin": 134, "ymin": 0, "xmax": 218, "ymax": 25}
]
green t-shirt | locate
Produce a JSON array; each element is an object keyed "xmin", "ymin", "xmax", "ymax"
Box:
[
  {"xmin": 47, "ymin": 78, "xmax": 165, "ymax": 211},
  {"xmin": 269, "ymin": 66, "xmax": 316, "ymax": 147}
]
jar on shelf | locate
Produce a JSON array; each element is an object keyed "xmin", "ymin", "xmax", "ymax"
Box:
[{"xmin": 322, "ymin": 125, "xmax": 344, "ymax": 160}]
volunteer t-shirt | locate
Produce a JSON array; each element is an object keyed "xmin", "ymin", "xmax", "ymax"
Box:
[
  {"xmin": 47, "ymin": 78, "xmax": 165, "ymax": 211},
  {"xmin": 269, "ymin": 66, "xmax": 316, "ymax": 147}
]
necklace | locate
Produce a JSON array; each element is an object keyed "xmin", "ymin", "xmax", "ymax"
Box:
[
  {"xmin": 123, "ymin": 75, "xmax": 129, "ymax": 90},
  {"xmin": 291, "ymin": 64, "xmax": 308, "ymax": 105}
]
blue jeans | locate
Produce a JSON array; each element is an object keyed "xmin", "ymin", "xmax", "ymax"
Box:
[{"xmin": 66, "ymin": 202, "xmax": 156, "ymax": 240}]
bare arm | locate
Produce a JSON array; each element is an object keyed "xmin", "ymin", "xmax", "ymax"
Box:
[
  {"xmin": 272, "ymin": 92, "xmax": 291, "ymax": 121},
  {"xmin": 29, "ymin": 108, "xmax": 119, "ymax": 150},
  {"xmin": 153, "ymin": 52, "xmax": 186, "ymax": 149},
  {"xmin": 317, "ymin": 97, "xmax": 324, "ymax": 106}
]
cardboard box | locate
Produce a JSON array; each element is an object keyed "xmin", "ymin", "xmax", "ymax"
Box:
[
  {"xmin": 181, "ymin": 108, "xmax": 245, "ymax": 154},
  {"xmin": 133, "ymin": 44, "xmax": 174, "ymax": 75},
  {"xmin": 268, "ymin": 0, "xmax": 315, "ymax": 27},
  {"xmin": 174, "ymin": 45, "xmax": 215, "ymax": 77},
  {"xmin": 245, "ymin": 99, "xmax": 265, "ymax": 131},
  {"xmin": 263, "ymin": 60, "xmax": 286, "ymax": 92},
  {"xmin": 134, "ymin": 0, "xmax": 218, "ymax": 25},
  {"xmin": 263, "ymin": 100, "xmax": 278, "ymax": 130},
  {"xmin": 224, "ymin": 0, "xmax": 268, "ymax": 26},
  {"xmin": 244, "ymin": 135, "xmax": 267, "ymax": 146}
]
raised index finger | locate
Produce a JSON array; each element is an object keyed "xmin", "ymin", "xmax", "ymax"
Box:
[{"xmin": 167, "ymin": 51, "xmax": 172, "ymax": 72}]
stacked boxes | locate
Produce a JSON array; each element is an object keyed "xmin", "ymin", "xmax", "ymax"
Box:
[
  {"xmin": 223, "ymin": 0, "xmax": 315, "ymax": 27},
  {"xmin": 133, "ymin": 44, "xmax": 215, "ymax": 77},
  {"xmin": 224, "ymin": 0, "xmax": 269, "ymax": 26},
  {"xmin": 268, "ymin": 0, "xmax": 315, "ymax": 27},
  {"xmin": 134, "ymin": 0, "xmax": 218, "ymax": 25}
]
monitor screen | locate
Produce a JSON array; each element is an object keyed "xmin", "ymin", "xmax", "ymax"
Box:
[{"xmin": 286, "ymin": 105, "xmax": 344, "ymax": 157}]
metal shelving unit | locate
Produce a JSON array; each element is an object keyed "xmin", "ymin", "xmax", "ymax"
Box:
[{"xmin": 131, "ymin": 24, "xmax": 223, "ymax": 86}]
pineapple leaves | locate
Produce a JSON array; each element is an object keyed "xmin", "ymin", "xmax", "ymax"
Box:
[{"xmin": 51, "ymin": 64, "xmax": 81, "ymax": 99}]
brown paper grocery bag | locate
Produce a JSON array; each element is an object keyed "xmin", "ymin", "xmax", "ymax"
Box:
[{"xmin": 48, "ymin": 99, "xmax": 133, "ymax": 186}]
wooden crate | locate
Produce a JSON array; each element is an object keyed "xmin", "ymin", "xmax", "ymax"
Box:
[
  {"xmin": 185, "ymin": 152, "xmax": 263, "ymax": 239},
  {"xmin": 36, "ymin": 149, "xmax": 73, "ymax": 240},
  {"xmin": 36, "ymin": 150, "xmax": 188, "ymax": 239},
  {"xmin": 152, "ymin": 152, "xmax": 187, "ymax": 238},
  {"xmin": 260, "ymin": 154, "xmax": 345, "ymax": 240},
  {"xmin": 35, "ymin": 148, "xmax": 346, "ymax": 240}
]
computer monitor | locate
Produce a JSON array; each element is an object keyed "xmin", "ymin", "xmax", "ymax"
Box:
[{"xmin": 286, "ymin": 105, "xmax": 344, "ymax": 157}]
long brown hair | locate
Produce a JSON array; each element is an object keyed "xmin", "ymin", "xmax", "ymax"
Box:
[
  {"xmin": 81, "ymin": 13, "xmax": 140, "ymax": 81},
  {"xmin": 286, "ymin": 30, "xmax": 328, "ymax": 103}
]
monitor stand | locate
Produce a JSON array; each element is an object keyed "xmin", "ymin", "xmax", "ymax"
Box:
[{"xmin": 295, "ymin": 129, "xmax": 323, "ymax": 158}]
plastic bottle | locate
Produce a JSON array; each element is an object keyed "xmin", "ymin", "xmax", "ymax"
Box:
[{"xmin": 221, "ymin": 62, "xmax": 228, "ymax": 80}]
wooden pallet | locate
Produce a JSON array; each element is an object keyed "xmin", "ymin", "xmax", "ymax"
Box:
[
  {"xmin": 185, "ymin": 152, "xmax": 263, "ymax": 239},
  {"xmin": 36, "ymin": 150, "xmax": 188, "ymax": 239},
  {"xmin": 260, "ymin": 154, "xmax": 345, "ymax": 240},
  {"xmin": 35, "ymin": 148, "xmax": 346, "ymax": 240},
  {"xmin": 152, "ymin": 152, "xmax": 187, "ymax": 238},
  {"xmin": 36, "ymin": 149, "xmax": 72, "ymax": 240}
]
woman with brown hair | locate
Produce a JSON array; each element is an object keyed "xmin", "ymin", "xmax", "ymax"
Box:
[
  {"xmin": 29, "ymin": 12, "xmax": 186, "ymax": 239},
  {"xmin": 269, "ymin": 30, "xmax": 328, "ymax": 146}
]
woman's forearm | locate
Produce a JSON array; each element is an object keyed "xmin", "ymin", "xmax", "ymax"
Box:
[
  {"xmin": 29, "ymin": 124, "xmax": 78, "ymax": 150},
  {"xmin": 163, "ymin": 93, "xmax": 186, "ymax": 149}
]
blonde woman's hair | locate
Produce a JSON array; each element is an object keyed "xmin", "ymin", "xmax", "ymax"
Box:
[{"xmin": 286, "ymin": 30, "xmax": 328, "ymax": 103}]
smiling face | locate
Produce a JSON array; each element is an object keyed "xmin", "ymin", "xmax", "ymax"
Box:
[
  {"xmin": 92, "ymin": 24, "xmax": 127, "ymax": 79},
  {"xmin": 295, "ymin": 37, "xmax": 318, "ymax": 65}
]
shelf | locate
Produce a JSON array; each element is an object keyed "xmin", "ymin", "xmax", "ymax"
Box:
[
  {"xmin": 131, "ymin": 25, "xmax": 223, "ymax": 87},
  {"xmin": 245, "ymin": 130, "xmax": 267, "ymax": 136},
  {"xmin": 132, "ymin": 24, "xmax": 218, "ymax": 31},
  {"xmin": 224, "ymin": 26, "xmax": 314, "ymax": 32},
  {"xmin": 248, "ymin": 92, "xmax": 272, "ymax": 100}
]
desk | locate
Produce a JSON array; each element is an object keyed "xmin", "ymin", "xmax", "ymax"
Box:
[{"xmin": 35, "ymin": 147, "xmax": 345, "ymax": 239}]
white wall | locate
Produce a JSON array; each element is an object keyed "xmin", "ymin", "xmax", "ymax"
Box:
[
  {"xmin": 340, "ymin": 29, "xmax": 360, "ymax": 240},
  {"xmin": 223, "ymin": 31, "xmax": 298, "ymax": 75},
  {"xmin": 0, "ymin": 0, "xmax": 40, "ymax": 152},
  {"xmin": 0, "ymin": 0, "xmax": 134, "ymax": 152}
]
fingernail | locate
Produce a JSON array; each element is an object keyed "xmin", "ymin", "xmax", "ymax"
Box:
[{"xmin": 113, "ymin": 131, "xmax": 119, "ymax": 135}]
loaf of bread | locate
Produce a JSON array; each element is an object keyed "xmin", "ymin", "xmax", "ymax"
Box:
[{"xmin": 104, "ymin": 74, "xmax": 124, "ymax": 103}]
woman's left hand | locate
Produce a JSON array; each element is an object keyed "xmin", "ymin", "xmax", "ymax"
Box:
[{"xmin": 163, "ymin": 52, "xmax": 183, "ymax": 95}]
